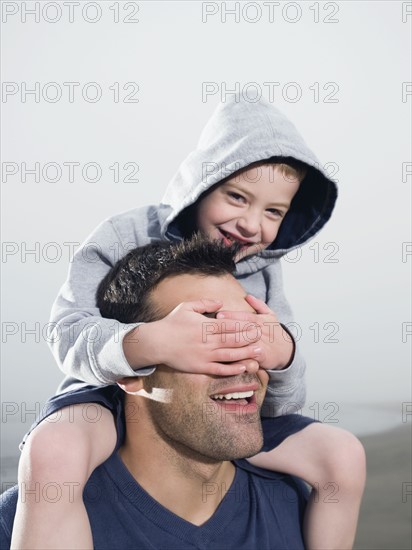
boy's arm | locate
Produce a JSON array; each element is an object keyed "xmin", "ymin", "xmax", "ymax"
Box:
[
  {"xmin": 261, "ymin": 260, "xmax": 306, "ymax": 417},
  {"xmin": 261, "ymin": 346, "xmax": 306, "ymax": 417},
  {"xmin": 49, "ymin": 217, "xmax": 150, "ymax": 386},
  {"xmin": 51, "ymin": 211, "xmax": 268, "ymax": 387}
]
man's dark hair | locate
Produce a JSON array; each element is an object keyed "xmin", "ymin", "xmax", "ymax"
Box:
[{"xmin": 96, "ymin": 234, "xmax": 238, "ymax": 323}]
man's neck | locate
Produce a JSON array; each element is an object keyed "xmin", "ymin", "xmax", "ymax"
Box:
[{"xmin": 118, "ymin": 428, "xmax": 236, "ymax": 526}]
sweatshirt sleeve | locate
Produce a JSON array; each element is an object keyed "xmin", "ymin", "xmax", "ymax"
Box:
[
  {"xmin": 260, "ymin": 261, "xmax": 307, "ymax": 417},
  {"xmin": 48, "ymin": 217, "xmax": 151, "ymax": 386}
]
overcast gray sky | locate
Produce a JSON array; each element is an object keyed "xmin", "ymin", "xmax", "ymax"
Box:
[{"xmin": 1, "ymin": 1, "xmax": 411, "ymax": 441}]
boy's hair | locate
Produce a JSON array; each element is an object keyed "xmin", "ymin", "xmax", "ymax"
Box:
[
  {"xmin": 267, "ymin": 156, "xmax": 308, "ymax": 183},
  {"xmin": 96, "ymin": 234, "xmax": 238, "ymax": 324},
  {"xmin": 211, "ymin": 156, "xmax": 308, "ymax": 189},
  {"xmin": 221, "ymin": 156, "xmax": 308, "ymax": 186}
]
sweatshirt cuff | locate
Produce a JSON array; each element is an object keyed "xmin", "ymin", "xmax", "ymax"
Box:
[
  {"xmin": 92, "ymin": 323, "xmax": 156, "ymax": 383},
  {"xmin": 266, "ymin": 356, "xmax": 297, "ymax": 386},
  {"xmin": 280, "ymin": 322, "xmax": 296, "ymax": 369},
  {"xmin": 266, "ymin": 322, "xmax": 296, "ymax": 379}
]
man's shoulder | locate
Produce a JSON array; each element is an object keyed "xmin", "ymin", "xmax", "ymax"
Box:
[
  {"xmin": 260, "ymin": 415, "xmax": 317, "ymax": 452},
  {"xmin": 235, "ymin": 457, "xmax": 309, "ymax": 498},
  {"xmin": 0, "ymin": 486, "xmax": 19, "ymax": 549}
]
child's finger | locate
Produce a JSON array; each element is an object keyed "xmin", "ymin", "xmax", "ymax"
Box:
[
  {"xmin": 212, "ymin": 344, "xmax": 262, "ymax": 364},
  {"xmin": 216, "ymin": 295, "xmax": 274, "ymax": 320},
  {"xmin": 203, "ymin": 318, "xmax": 262, "ymax": 335},
  {"xmin": 244, "ymin": 294, "xmax": 275, "ymax": 316},
  {"xmin": 208, "ymin": 329, "xmax": 261, "ymax": 347},
  {"xmin": 182, "ymin": 299, "xmax": 223, "ymax": 314},
  {"xmin": 207, "ymin": 362, "xmax": 249, "ymax": 376},
  {"xmin": 216, "ymin": 310, "xmax": 258, "ymax": 322},
  {"xmin": 208, "ymin": 359, "xmax": 260, "ymax": 376}
]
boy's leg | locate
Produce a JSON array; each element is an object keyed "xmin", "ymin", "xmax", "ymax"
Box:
[
  {"xmin": 248, "ymin": 423, "xmax": 366, "ymax": 550},
  {"xmin": 11, "ymin": 403, "xmax": 117, "ymax": 550}
]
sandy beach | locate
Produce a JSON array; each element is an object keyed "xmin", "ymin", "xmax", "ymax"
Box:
[
  {"xmin": 354, "ymin": 425, "xmax": 412, "ymax": 550},
  {"xmin": 2, "ymin": 422, "xmax": 411, "ymax": 549}
]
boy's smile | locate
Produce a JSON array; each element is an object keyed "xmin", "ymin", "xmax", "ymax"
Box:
[{"xmin": 196, "ymin": 163, "xmax": 301, "ymax": 259}]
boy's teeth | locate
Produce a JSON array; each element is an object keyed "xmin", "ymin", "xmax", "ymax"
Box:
[
  {"xmin": 222, "ymin": 232, "xmax": 250, "ymax": 246},
  {"xmin": 221, "ymin": 230, "xmax": 235, "ymax": 243},
  {"xmin": 211, "ymin": 390, "xmax": 254, "ymax": 400}
]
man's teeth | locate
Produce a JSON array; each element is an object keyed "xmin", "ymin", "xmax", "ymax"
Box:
[{"xmin": 211, "ymin": 390, "xmax": 254, "ymax": 400}]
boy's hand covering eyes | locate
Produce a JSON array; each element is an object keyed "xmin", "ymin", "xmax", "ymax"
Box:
[
  {"xmin": 128, "ymin": 299, "xmax": 265, "ymax": 376},
  {"xmin": 215, "ymin": 295, "xmax": 295, "ymax": 371}
]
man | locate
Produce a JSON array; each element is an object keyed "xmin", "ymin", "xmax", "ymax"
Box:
[{"xmin": 1, "ymin": 236, "xmax": 309, "ymax": 549}]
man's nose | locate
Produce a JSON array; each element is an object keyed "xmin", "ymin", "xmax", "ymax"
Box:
[{"xmin": 243, "ymin": 360, "xmax": 259, "ymax": 373}]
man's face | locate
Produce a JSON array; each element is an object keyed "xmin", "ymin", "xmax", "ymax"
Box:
[
  {"xmin": 141, "ymin": 273, "xmax": 269, "ymax": 461},
  {"xmin": 196, "ymin": 163, "xmax": 301, "ymax": 259}
]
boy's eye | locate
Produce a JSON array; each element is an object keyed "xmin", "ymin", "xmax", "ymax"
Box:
[
  {"xmin": 228, "ymin": 192, "xmax": 245, "ymax": 202},
  {"xmin": 266, "ymin": 208, "xmax": 283, "ymax": 218}
]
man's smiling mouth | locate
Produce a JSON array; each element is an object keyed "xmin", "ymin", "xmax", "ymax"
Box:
[
  {"xmin": 208, "ymin": 382, "xmax": 260, "ymax": 413},
  {"xmin": 210, "ymin": 390, "xmax": 254, "ymax": 406}
]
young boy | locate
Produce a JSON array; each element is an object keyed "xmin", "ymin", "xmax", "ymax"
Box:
[{"xmin": 11, "ymin": 96, "xmax": 365, "ymax": 549}]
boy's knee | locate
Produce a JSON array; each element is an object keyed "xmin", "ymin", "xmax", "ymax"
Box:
[
  {"xmin": 343, "ymin": 432, "xmax": 366, "ymax": 480},
  {"xmin": 322, "ymin": 428, "xmax": 366, "ymax": 488},
  {"xmin": 19, "ymin": 408, "xmax": 95, "ymax": 483}
]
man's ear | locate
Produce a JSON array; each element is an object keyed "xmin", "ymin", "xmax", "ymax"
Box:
[{"xmin": 117, "ymin": 376, "xmax": 145, "ymax": 395}]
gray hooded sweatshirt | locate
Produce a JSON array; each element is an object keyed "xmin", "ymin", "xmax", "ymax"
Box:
[{"xmin": 50, "ymin": 96, "xmax": 337, "ymax": 416}]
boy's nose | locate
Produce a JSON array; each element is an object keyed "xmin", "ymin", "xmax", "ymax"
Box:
[{"xmin": 236, "ymin": 213, "xmax": 261, "ymax": 237}]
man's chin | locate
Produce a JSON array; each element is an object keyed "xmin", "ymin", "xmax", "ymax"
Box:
[
  {"xmin": 206, "ymin": 425, "xmax": 264, "ymax": 462},
  {"xmin": 211, "ymin": 439, "xmax": 264, "ymax": 462}
]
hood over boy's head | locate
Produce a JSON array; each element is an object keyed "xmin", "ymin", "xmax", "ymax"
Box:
[{"xmin": 160, "ymin": 95, "xmax": 338, "ymax": 254}]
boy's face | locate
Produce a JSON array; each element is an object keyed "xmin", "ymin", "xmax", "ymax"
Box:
[{"xmin": 196, "ymin": 163, "xmax": 301, "ymax": 259}]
